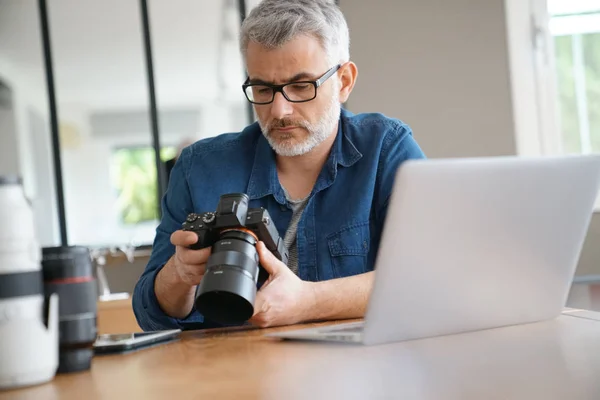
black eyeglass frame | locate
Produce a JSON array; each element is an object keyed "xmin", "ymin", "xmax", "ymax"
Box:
[{"xmin": 242, "ymin": 64, "xmax": 342, "ymax": 105}]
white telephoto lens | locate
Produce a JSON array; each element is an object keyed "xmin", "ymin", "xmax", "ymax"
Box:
[{"xmin": 0, "ymin": 175, "xmax": 59, "ymax": 390}]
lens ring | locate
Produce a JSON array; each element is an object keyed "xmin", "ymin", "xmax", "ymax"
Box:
[{"xmin": 219, "ymin": 227, "xmax": 258, "ymax": 243}]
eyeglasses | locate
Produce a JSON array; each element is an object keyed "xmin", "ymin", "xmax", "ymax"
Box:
[{"xmin": 242, "ymin": 64, "xmax": 342, "ymax": 105}]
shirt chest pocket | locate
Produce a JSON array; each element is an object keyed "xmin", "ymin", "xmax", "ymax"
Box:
[{"xmin": 327, "ymin": 221, "xmax": 370, "ymax": 278}]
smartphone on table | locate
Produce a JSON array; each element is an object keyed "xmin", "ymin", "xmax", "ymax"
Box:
[{"xmin": 93, "ymin": 329, "xmax": 181, "ymax": 355}]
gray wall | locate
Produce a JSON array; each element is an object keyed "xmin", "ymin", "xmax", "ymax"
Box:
[
  {"xmin": 340, "ymin": 0, "xmax": 599, "ymax": 278},
  {"xmin": 342, "ymin": 0, "xmax": 517, "ymax": 158}
]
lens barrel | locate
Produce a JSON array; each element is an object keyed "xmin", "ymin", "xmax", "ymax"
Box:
[
  {"xmin": 42, "ymin": 246, "xmax": 97, "ymax": 373},
  {"xmin": 194, "ymin": 230, "xmax": 261, "ymax": 325}
]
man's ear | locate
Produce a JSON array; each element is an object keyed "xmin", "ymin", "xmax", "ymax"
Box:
[{"xmin": 338, "ymin": 61, "xmax": 358, "ymax": 104}]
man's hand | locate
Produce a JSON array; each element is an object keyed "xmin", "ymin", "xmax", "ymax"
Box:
[
  {"xmin": 249, "ymin": 241, "xmax": 317, "ymax": 328},
  {"xmin": 154, "ymin": 230, "xmax": 211, "ymax": 319},
  {"xmin": 169, "ymin": 230, "xmax": 211, "ymax": 286}
]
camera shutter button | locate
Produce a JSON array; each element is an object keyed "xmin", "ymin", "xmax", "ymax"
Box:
[{"xmin": 202, "ymin": 212, "xmax": 216, "ymax": 224}]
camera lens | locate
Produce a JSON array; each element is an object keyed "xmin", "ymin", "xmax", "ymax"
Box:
[
  {"xmin": 194, "ymin": 229, "xmax": 261, "ymax": 325},
  {"xmin": 0, "ymin": 175, "xmax": 59, "ymax": 389},
  {"xmin": 42, "ymin": 246, "xmax": 97, "ymax": 373}
]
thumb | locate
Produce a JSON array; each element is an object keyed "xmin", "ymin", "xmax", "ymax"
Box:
[
  {"xmin": 171, "ymin": 230, "xmax": 199, "ymax": 247},
  {"xmin": 257, "ymin": 241, "xmax": 282, "ymax": 276},
  {"xmin": 252, "ymin": 291, "xmax": 267, "ymax": 316}
]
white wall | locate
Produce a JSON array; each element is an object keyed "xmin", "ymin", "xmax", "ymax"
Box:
[{"xmin": 339, "ymin": 0, "xmax": 599, "ymax": 277}]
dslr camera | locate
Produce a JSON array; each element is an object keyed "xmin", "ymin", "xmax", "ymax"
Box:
[{"xmin": 181, "ymin": 193, "xmax": 288, "ymax": 325}]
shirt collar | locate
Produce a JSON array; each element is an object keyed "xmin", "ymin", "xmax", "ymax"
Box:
[
  {"xmin": 247, "ymin": 108, "xmax": 362, "ymax": 203},
  {"xmin": 336, "ymin": 108, "xmax": 363, "ymax": 168}
]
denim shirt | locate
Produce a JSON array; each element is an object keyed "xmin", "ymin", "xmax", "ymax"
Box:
[{"xmin": 132, "ymin": 108, "xmax": 425, "ymax": 331}]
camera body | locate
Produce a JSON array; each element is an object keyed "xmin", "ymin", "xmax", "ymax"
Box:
[
  {"xmin": 182, "ymin": 194, "xmax": 288, "ymax": 264},
  {"xmin": 181, "ymin": 193, "xmax": 288, "ymax": 325}
]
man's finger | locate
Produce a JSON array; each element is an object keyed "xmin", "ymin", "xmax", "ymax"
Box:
[
  {"xmin": 177, "ymin": 247, "xmax": 211, "ymax": 266},
  {"xmin": 257, "ymin": 241, "xmax": 282, "ymax": 276},
  {"xmin": 171, "ymin": 230, "xmax": 199, "ymax": 247}
]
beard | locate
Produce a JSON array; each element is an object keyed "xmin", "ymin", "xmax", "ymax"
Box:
[{"xmin": 259, "ymin": 88, "xmax": 341, "ymax": 157}]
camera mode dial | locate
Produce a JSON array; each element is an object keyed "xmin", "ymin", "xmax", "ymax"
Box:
[{"xmin": 202, "ymin": 212, "xmax": 216, "ymax": 224}]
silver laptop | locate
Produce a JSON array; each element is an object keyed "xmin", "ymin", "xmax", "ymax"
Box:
[{"xmin": 267, "ymin": 155, "xmax": 600, "ymax": 345}]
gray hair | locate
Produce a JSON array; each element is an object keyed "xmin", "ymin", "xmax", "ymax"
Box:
[{"xmin": 240, "ymin": 0, "xmax": 350, "ymax": 66}]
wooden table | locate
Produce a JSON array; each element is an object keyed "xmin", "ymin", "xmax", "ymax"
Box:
[
  {"xmin": 97, "ymin": 299, "xmax": 142, "ymax": 335},
  {"xmin": 2, "ymin": 311, "xmax": 600, "ymax": 400}
]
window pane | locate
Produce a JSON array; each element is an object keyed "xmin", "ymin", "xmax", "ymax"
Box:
[
  {"xmin": 554, "ymin": 35, "xmax": 582, "ymax": 154},
  {"xmin": 111, "ymin": 146, "xmax": 176, "ymax": 225},
  {"xmin": 149, "ymin": 0, "xmax": 248, "ymax": 175},
  {"xmin": 583, "ymin": 33, "xmax": 600, "ymax": 152},
  {"xmin": 550, "ymin": 2, "xmax": 600, "ymax": 156},
  {"xmin": 49, "ymin": 0, "xmax": 157, "ymax": 247}
]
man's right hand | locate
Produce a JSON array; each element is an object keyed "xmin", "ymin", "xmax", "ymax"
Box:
[
  {"xmin": 153, "ymin": 230, "xmax": 211, "ymax": 319},
  {"xmin": 169, "ymin": 230, "xmax": 211, "ymax": 286}
]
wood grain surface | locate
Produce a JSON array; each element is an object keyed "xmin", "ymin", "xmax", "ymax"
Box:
[{"xmin": 2, "ymin": 315, "xmax": 600, "ymax": 400}]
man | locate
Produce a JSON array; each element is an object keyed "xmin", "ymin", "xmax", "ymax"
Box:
[{"xmin": 132, "ymin": 0, "xmax": 425, "ymax": 331}]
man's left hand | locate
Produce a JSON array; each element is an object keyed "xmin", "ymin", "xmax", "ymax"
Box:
[{"xmin": 249, "ymin": 241, "xmax": 316, "ymax": 328}]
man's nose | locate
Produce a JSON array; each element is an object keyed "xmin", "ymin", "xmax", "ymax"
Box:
[{"xmin": 269, "ymin": 91, "xmax": 294, "ymax": 120}]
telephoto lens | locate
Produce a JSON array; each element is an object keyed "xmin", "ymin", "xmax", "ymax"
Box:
[
  {"xmin": 42, "ymin": 246, "xmax": 97, "ymax": 373},
  {"xmin": 0, "ymin": 175, "xmax": 59, "ymax": 390}
]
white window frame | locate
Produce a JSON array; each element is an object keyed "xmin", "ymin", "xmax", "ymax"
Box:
[{"xmin": 506, "ymin": 0, "xmax": 600, "ymax": 212}]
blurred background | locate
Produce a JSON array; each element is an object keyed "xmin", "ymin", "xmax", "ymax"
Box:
[{"xmin": 0, "ymin": 0, "xmax": 599, "ymax": 317}]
